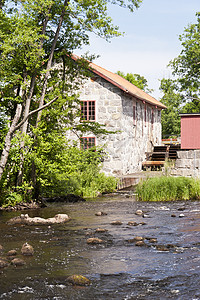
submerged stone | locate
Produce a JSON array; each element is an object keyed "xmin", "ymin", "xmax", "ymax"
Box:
[
  {"xmin": 7, "ymin": 250, "xmax": 17, "ymax": 256},
  {"xmin": 111, "ymin": 221, "xmax": 123, "ymax": 225},
  {"xmin": 0, "ymin": 258, "xmax": 9, "ymax": 268},
  {"xmin": 11, "ymin": 258, "xmax": 26, "ymax": 266},
  {"xmin": 67, "ymin": 275, "xmax": 91, "ymax": 286},
  {"xmin": 95, "ymin": 228, "xmax": 108, "ymax": 233},
  {"xmin": 87, "ymin": 238, "xmax": 104, "ymax": 244},
  {"xmin": 95, "ymin": 211, "xmax": 107, "ymax": 216}
]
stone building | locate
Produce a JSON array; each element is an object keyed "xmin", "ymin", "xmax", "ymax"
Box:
[{"xmin": 70, "ymin": 55, "xmax": 166, "ymax": 176}]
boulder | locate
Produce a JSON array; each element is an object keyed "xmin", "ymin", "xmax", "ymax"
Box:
[
  {"xmin": 111, "ymin": 221, "xmax": 123, "ymax": 225},
  {"xmin": 135, "ymin": 210, "xmax": 143, "ymax": 216},
  {"xmin": 11, "ymin": 258, "xmax": 26, "ymax": 266},
  {"xmin": 127, "ymin": 221, "xmax": 138, "ymax": 226},
  {"xmin": 95, "ymin": 228, "xmax": 108, "ymax": 233},
  {"xmin": 0, "ymin": 258, "xmax": 9, "ymax": 268},
  {"xmin": 21, "ymin": 243, "xmax": 34, "ymax": 256},
  {"xmin": 7, "ymin": 213, "xmax": 70, "ymax": 225},
  {"xmin": 95, "ymin": 211, "xmax": 107, "ymax": 216},
  {"xmin": 87, "ymin": 238, "xmax": 104, "ymax": 245},
  {"xmin": 67, "ymin": 275, "xmax": 91, "ymax": 286},
  {"xmin": 7, "ymin": 250, "xmax": 17, "ymax": 256},
  {"xmin": 135, "ymin": 241, "xmax": 146, "ymax": 247}
]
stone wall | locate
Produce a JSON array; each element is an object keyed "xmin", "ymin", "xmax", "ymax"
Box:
[
  {"xmin": 171, "ymin": 150, "xmax": 200, "ymax": 177},
  {"xmin": 69, "ymin": 76, "xmax": 162, "ymax": 176}
]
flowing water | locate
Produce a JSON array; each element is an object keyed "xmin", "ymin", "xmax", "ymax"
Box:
[{"xmin": 0, "ymin": 195, "xmax": 200, "ymax": 299}]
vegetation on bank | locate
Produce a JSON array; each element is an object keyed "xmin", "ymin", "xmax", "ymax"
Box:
[{"xmin": 136, "ymin": 176, "xmax": 200, "ymax": 201}]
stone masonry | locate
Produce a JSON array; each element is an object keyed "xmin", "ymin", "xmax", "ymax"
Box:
[
  {"xmin": 171, "ymin": 150, "xmax": 200, "ymax": 177},
  {"xmin": 69, "ymin": 75, "xmax": 162, "ymax": 176}
]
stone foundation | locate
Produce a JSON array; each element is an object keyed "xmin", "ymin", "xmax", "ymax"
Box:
[{"xmin": 171, "ymin": 150, "xmax": 200, "ymax": 177}]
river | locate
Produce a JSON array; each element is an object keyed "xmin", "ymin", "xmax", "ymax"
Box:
[{"xmin": 0, "ymin": 195, "xmax": 200, "ymax": 299}]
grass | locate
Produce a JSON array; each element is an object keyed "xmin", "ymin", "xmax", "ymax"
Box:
[{"xmin": 136, "ymin": 176, "xmax": 200, "ymax": 201}]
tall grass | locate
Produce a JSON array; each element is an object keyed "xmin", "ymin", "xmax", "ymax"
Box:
[{"xmin": 136, "ymin": 176, "xmax": 200, "ymax": 201}]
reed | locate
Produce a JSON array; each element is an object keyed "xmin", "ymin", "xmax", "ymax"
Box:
[{"xmin": 136, "ymin": 176, "xmax": 200, "ymax": 201}]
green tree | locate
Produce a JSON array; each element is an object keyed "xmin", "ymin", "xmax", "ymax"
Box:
[
  {"xmin": 170, "ymin": 12, "xmax": 200, "ymax": 112},
  {"xmin": 0, "ymin": 0, "xmax": 142, "ymax": 201},
  {"xmin": 116, "ymin": 71, "xmax": 153, "ymax": 93},
  {"xmin": 160, "ymin": 79, "xmax": 183, "ymax": 138}
]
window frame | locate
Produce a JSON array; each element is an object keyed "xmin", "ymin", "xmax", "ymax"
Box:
[
  {"xmin": 80, "ymin": 100, "xmax": 96, "ymax": 121},
  {"xmin": 80, "ymin": 137, "xmax": 96, "ymax": 150}
]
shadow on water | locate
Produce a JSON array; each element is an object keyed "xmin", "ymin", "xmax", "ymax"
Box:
[{"xmin": 0, "ymin": 195, "xmax": 200, "ymax": 299}]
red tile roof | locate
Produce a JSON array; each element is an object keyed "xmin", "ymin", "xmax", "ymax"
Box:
[{"xmin": 71, "ymin": 54, "xmax": 167, "ymax": 109}]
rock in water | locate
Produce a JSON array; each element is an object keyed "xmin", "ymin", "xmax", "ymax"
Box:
[
  {"xmin": 111, "ymin": 221, "xmax": 123, "ymax": 225},
  {"xmin": 135, "ymin": 210, "xmax": 143, "ymax": 216},
  {"xmin": 21, "ymin": 243, "xmax": 34, "ymax": 256},
  {"xmin": 11, "ymin": 258, "xmax": 26, "ymax": 266},
  {"xmin": 7, "ymin": 213, "xmax": 70, "ymax": 225},
  {"xmin": 0, "ymin": 258, "xmax": 9, "ymax": 268},
  {"xmin": 7, "ymin": 250, "xmax": 17, "ymax": 256},
  {"xmin": 67, "ymin": 275, "xmax": 91, "ymax": 286},
  {"xmin": 87, "ymin": 238, "xmax": 103, "ymax": 244}
]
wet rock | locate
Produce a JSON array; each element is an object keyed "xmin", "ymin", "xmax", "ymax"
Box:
[
  {"xmin": 171, "ymin": 214, "xmax": 176, "ymax": 217},
  {"xmin": 11, "ymin": 258, "xmax": 26, "ymax": 266},
  {"xmin": 139, "ymin": 222, "xmax": 147, "ymax": 225},
  {"xmin": 135, "ymin": 241, "xmax": 146, "ymax": 247},
  {"xmin": 21, "ymin": 243, "xmax": 34, "ymax": 256},
  {"xmin": 149, "ymin": 238, "xmax": 157, "ymax": 244},
  {"xmin": 127, "ymin": 221, "xmax": 138, "ymax": 226},
  {"xmin": 128, "ymin": 236, "xmax": 144, "ymax": 243},
  {"xmin": 178, "ymin": 207, "xmax": 186, "ymax": 211},
  {"xmin": 156, "ymin": 245, "xmax": 169, "ymax": 251},
  {"xmin": 95, "ymin": 228, "xmax": 108, "ymax": 233},
  {"xmin": 7, "ymin": 213, "xmax": 70, "ymax": 225},
  {"xmin": 67, "ymin": 275, "xmax": 91, "ymax": 286},
  {"xmin": 7, "ymin": 250, "xmax": 17, "ymax": 256},
  {"xmin": 87, "ymin": 238, "xmax": 104, "ymax": 244},
  {"xmin": 143, "ymin": 214, "xmax": 150, "ymax": 218},
  {"xmin": 111, "ymin": 221, "xmax": 123, "ymax": 225},
  {"xmin": 135, "ymin": 210, "xmax": 143, "ymax": 216},
  {"xmin": 95, "ymin": 211, "xmax": 107, "ymax": 216},
  {"xmin": 179, "ymin": 214, "xmax": 185, "ymax": 218},
  {"xmin": 0, "ymin": 258, "xmax": 9, "ymax": 268}
]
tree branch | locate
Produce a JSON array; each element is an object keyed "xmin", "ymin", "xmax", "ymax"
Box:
[{"xmin": 15, "ymin": 96, "xmax": 58, "ymax": 131}]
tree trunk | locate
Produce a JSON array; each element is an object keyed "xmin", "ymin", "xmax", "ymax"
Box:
[
  {"xmin": 36, "ymin": 0, "xmax": 68, "ymax": 126},
  {"xmin": 0, "ymin": 104, "xmax": 22, "ymax": 180}
]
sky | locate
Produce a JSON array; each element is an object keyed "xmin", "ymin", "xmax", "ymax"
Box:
[{"xmin": 76, "ymin": 0, "xmax": 200, "ymax": 100}]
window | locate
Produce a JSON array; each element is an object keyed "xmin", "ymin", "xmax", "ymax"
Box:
[
  {"xmin": 81, "ymin": 101, "xmax": 95, "ymax": 121},
  {"xmin": 80, "ymin": 137, "xmax": 96, "ymax": 150}
]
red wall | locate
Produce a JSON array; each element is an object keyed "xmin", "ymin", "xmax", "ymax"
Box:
[{"xmin": 181, "ymin": 115, "xmax": 200, "ymax": 149}]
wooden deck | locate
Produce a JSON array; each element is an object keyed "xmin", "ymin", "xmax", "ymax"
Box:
[{"xmin": 117, "ymin": 171, "xmax": 162, "ymax": 190}]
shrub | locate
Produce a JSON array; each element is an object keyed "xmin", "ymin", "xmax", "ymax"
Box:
[
  {"xmin": 136, "ymin": 176, "xmax": 200, "ymax": 201},
  {"xmin": 2, "ymin": 192, "xmax": 23, "ymax": 208}
]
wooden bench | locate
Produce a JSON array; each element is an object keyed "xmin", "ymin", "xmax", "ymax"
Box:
[{"xmin": 142, "ymin": 161, "xmax": 165, "ymax": 170}]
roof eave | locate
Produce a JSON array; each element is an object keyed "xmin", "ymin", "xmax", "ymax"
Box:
[{"xmin": 90, "ymin": 67, "xmax": 167, "ymax": 109}]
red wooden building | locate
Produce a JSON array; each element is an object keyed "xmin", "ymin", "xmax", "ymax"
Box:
[{"xmin": 180, "ymin": 113, "xmax": 200, "ymax": 149}]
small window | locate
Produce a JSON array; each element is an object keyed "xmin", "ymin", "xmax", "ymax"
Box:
[
  {"xmin": 80, "ymin": 137, "xmax": 96, "ymax": 150},
  {"xmin": 81, "ymin": 101, "xmax": 95, "ymax": 121}
]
